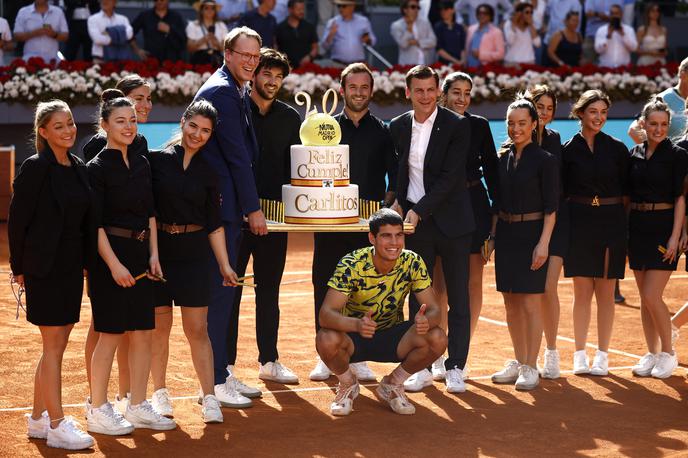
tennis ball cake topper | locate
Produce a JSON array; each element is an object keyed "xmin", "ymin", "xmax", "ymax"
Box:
[{"xmin": 295, "ymin": 89, "xmax": 342, "ymax": 146}]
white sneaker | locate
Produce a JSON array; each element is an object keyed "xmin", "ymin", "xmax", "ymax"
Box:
[
  {"xmin": 125, "ymin": 400, "xmax": 177, "ymax": 431},
  {"xmin": 213, "ymin": 383, "xmax": 253, "ymax": 408},
  {"xmin": 376, "ymin": 378, "xmax": 415, "ymax": 415},
  {"xmin": 26, "ymin": 411, "xmax": 49, "ymax": 439},
  {"xmin": 491, "ymin": 360, "xmax": 521, "ymax": 384},
  {"xmin": 330, "ymin": 382, "xmax": 360, "ymax": 416},
  {"xmin": 515, "ymin": 365, "xmax": 540, "ymax": 391},
  {"xmin": 226, "ymin": 366, "xmax": 262, "ymax": 398},
  {"xmin": 672, "ymin": 324, "xmax": 680, "ymax": 347},
  {"xmin": 590, "ymin": 350, "xmax": 609, "ymax": 376},
  {"xmin": 403, "ymin": 369, "xmax": 433, "ymax": 392},
  {"xmin": 631, "ymin": 352, "xmax": 657, "ymax": 377},
  {"xmin": 445, "ymin": 367, "xmax": 466, "ymax": 393},
  {"xmin": 431, "ymin": 356, "xmax": 447, "ymax": 381},
  {"xmin": 539, "ymin": 349, "xmax": 561, "ymax": 379},
  {"xmin": 87, "ymin": 402, "xmax": 134, "ymax": 436},
  {"xmin": 114, "ymin": 393, "xmax": 130, "ymax": 415},
  {"xmin": 309, "ymin": 358, "xmax": 332, "ymax": 381},
  {"xmin": 651, "ymin": 352, "xmax": 678, "ymax": 379},
  {"xmin": 47, "ymin": 417, "xmax": 94, "ymax": 450},
  {"xmin": 573, "ymin": 350, "xmax": 590, "ymax": 375},
  {"xmin": 350, "ymin": 362, "xmax": 376, "ymax": 382},
  {"xmin": 151, "ymin": 388, "xmax": 173, "ymax": 417},
  {"xmin": 259, "ymin": 361, "xmax": 299, "ymax": 384},
  {"xmin": 201, "ymin": 394, "xmax": 223, "ymax": 424}
]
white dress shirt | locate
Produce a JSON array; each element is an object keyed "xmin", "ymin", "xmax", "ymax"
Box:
[
  {"xmin": 407, "ymin": 107, "xmax": 438, "ymax": 205},
  {"xmin": 185, "ymin": 20, "xmax": 229, "ymax": 50},
  {"xmin": 390, "ymin": 17, "xmax": 437, "ymax": 66},
  {"xmin": 0, "ymin": 18, "xmax": 12, "ymax": 64},
  {"xmin": 320, "ymin": 13, "xmax": 377, "ymax": 64},
  {"xmin": 14, "ymin": 4, "xmax": 69, "ymax": 61},
  {"xmin": 503, "ymin": 20, "xmax": 540, "ymax": 64},
  {"xmin": 594, "ymin": 23, "xmax": 637, "ymax": 68},
  {"xmin": 87, "ymin": 11, "xmax": 133, "ymax": 59}
]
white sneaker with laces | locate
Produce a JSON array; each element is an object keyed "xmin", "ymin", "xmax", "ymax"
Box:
[
  {"xmin": 151, "ymin": 388, "xmax": 173, "ymax": 417},
  {"xmin": 651, "ymin": 352, "xmax": 678, "ymax": 379},
  {"xmin": 631, "ymin": 352, "xmax": 657, "ymax": 377},
  {"xmin": 226, "ymin": 365, "xmax": 262, "ymax": 398},
  {"xmin": 125, "ymin": 400, "xmax": 177, "ymax": 430},
  {"xmin": 47, "ymin": 417, "xmax": 94, "ymax": 450},
  {"xmin": 403, "ymin": 368, "xmax": 433, "ymax": 392},
  {"xmin": 445, "ymin": 367, "xmax": 466, "ymax": 393},
  {"xmin": 350, "ymin": 362, "xmax": 376, "ymax": 382},
  {"xmin": 515, "ymin": 365, "xmax": 540, "ymax": 391},
  {"xmin": 86, "ymin": 402, "xmax": 134, "ymax": 436},
  {"xmin": 309, "ymin": 358, "xmax": 332, "ymax": 381},
  {"xmin": 212, "ymin": 383, "xmax": 253, "ymax": 408},
  {"xmin": 376, "ymin": 379, "xmax": 415, "ymax": 415},
  {"xmin": 431, "ymin": 356, "xmax": 447, "ymax": 381},
  {"xmin": 573, "ymin": 350, "xmax": 590, "ymax": 375},
  {"xmin": 590, "ymin": 350, "xmax": 609, "ymax": 376},
  {"xmin": 26, "ymin": 411, "xmax": 49, "ymax": 439},
  {"xmin": 491, "ymin": 360, "xmax": 521, "ymax": 383},
  {"xmin": 540, "ymin": 349, "xmax": 560, "ymax": 379},
  {"xmin": 114, "ymin": 393, "xmax": 130, "ymax": 415},
  {"xmin": 259, "ymin": 361, "xmax": 299, "ymax": 384},
  {"xmin": 330, "ymin": 382, "xmax": 360, "ymax": 416},
  {"xmin": 201, "ymin": 394, "xmax": 224, "ymax": 423}
]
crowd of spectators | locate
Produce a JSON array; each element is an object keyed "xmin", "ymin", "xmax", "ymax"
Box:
[{"xmin": 0, "ymin": 0, "xmax": 683, "ymax": 69}]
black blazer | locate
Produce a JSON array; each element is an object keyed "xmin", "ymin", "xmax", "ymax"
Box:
[
  {"xmin": 8, "ymin": 148, "xmax": 92, "ymax": 277},
  {"xmin": 390, "ymin": 106, "xmax": 475, "ymax": 238}
]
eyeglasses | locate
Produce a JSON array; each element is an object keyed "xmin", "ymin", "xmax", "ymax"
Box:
[{"xmin": 230, "ymin": 48, "xmax": 261, "ymax": 63}]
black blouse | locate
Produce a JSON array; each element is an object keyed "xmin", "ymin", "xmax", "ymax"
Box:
[
  {"xmin": 465, "ymin": 112, "xmax": 499, "ymax": 208},
  {"xmin": 539, "ymin": 128, "xmax": 563, "ymax": 199},
  {"xmin": 83, "ymin": 133, "xmax": 149, "ymax": 163},
  {"xmin": 498, "ymin": 143, "xmax": 559, "ymax": 215},
  {"xmin": 562, "ymin": 131, "xmax": 629, "ymax": 198},
  {"xmin": 147, "ymin": 145, "xmax": 222, "ymax": 233},
  {"xmin": 628, "ymin": 139, "xmax": 688, "ymax": 204},
  {"xmin": 87, "ymin": 148, "xmax": 155, "ymax": 231}
]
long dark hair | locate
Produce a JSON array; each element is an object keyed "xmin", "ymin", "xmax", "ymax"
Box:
[
  {"xmin": 165, "ymin": 99, "xmax": 218, "ymax": 148},
  {"xmin": 524, "ymin": 84, "xmax": 557, "ymax": 145}
]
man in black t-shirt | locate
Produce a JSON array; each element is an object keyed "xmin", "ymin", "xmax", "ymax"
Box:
[{"xmin": 274, "ymin": 0, "xmax": 318, "ymax": 68}]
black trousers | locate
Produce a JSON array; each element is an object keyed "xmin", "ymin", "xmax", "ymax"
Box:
[
  {"xmin": 406, "ymin": 218, "xmax": 472, "ymax": 371},
  {"xmin": 227, "ymin": 231, "xmax": 288, "ymax": 365},
  {"xmin": 64, "ymin": 20, "xmax": 92, "ymax": 61},
  {"xmin": 312, "ymin": 232, "xmax": 370, "ymax": 332}
]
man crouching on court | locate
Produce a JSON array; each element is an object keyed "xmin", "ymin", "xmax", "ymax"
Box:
[{"xmin": 316, "ymin": 208, "xmax": 447, "ymax": 416}]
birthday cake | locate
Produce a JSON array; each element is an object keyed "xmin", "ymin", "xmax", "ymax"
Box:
[{"xmin": 282, "ymin": 90, "xmax": 359, "ymax": 225}]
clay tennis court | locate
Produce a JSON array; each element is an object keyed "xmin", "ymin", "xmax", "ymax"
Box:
[{"xmin": 0, "ymin": 228, "xmax": 686, "ymax": 457}]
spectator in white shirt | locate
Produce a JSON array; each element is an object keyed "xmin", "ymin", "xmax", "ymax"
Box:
[
  {"xmin": 391, "ymin": 0, "xmax": 437, "ymax": 66},
  {"xmin": 504, "ymin": 2, "xmax": 540, "ymax": 65},
  {"xmin": 186, "ymin": 0, "xmax": 228, "ymax": 66},
  {"xmin": 87, "ymin": 0, "xmax": 134, "ymax": 62},
  {"xmin": 594, "ymin": 3, "xmax": 637, "ymax": 68},
  {"xmin": 0, "ymin": 17, "xmax": 13, "ymax": 65},
  {"xmin": 13, "ymin": 0, "xmax": 69, "ymax": 62},
  {"xmin": 454, "ymin": 0, "xmax": 512, "ymax": 25},
  {"xmin": 320, "ymin": 0, "xmax": 376, "ymax": 65}
]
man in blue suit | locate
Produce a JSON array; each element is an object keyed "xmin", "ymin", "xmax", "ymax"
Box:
[{"xmin": 194, "ymin": 26, "xmax": 268, "ymax": 408}]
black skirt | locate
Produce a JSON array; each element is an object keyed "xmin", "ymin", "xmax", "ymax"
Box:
[
  {"xmin": 495, "ymin": 219, "xmax": 549, "ymax": 294},
  {"xmin": 564, "ymin": 203, "xmax": 627, "ymax": 279},
  {"xmin": 629, "ymin": 209, "xmax": 678, "ymax": 271},
  {"xmin": 89, "ymin": 234, "xmax": 154, "ymax": 334},
  {"xmin": 25, "ymin": 238, "xmax": 84, "ymax": 326},
  {"xmin": 549, "ymin": 198, "xmax": 570, "ymax": 259},
  {"xmin": 469, "ymin": 183, "xmax": 494, "ymax": 254},
  {"xmin": 154, "ymin": 231, "xmax": 211, "ymax": 307}
]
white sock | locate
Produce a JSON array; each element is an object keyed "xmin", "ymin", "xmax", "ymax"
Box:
[
  {"xmin": 388, "ymin": 365, "xmax": 412, "ymax": 386},
  {"xmin": 335, "ymin": 368, "xmax": 355, "ymax": 386}
]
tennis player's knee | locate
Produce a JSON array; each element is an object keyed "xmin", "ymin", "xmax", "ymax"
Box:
[
  {"xmin": 183, "ymin": 320, "xmax": 208, "ymax": 342},
  {"xmin": 426, "ymin": 327, "xmax": 447, "ymax": 355},
  {"xmin": 316, "ymin": 329, "xmax": 344, "ymax": 356}
]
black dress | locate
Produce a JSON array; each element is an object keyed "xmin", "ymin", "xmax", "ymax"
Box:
[
  {"xmin": 540, "ymin": 128, "xmax": 569, "ymax": 258},
  {"xmin": 87, "ymin": 148, "xmax": 156, "ymax": 334},
  {"xmin": 628, "ymin": 139, "xmax": 688, "ymax": 271},
  {"xmin": 495, "ymin": 143, "xmax": 559, "ymax": 293},
  {"xmin": 465, "ymin": 112, "xmax": 499, "ymax": 254},
  {"xmin": 82, "ymin": 132, "xmax": 149, "ymax": 163},
  {"xmin": 147, "ymin": 145, "xmax": 222, "ymax": 307},
  {"xmin": 678, "ymin": 137, "xmax": 688, "ymax": 271},
  {"xmin": 562, "ymin": 132, "xmax": 629, "ymax": 279}
]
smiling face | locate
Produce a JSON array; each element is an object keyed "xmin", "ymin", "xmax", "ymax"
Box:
[
  {"xmin": 369, "ymin": 224, "xmax": 405, "ymax": 263},
  {"xmin": 253, "ymin": 65, "xmax": 285, "ymax": 101},
  {"xmin": 580, "ymin": 100, "xmax": 608, "ymax": 135},
  {"xmin": 342, "ymin": 71, "xmax": 373, "ymax": 114},
  {"xmin": 181, "ymin": 114, "xmax": 214, "ymax": 153},
  {"xmin": 127, "ymin": 85, "xmax": 152, "ymax": 123},
  {"xmin": 225, "ymin": 34, "xmax": 261, "ymax": 85},
  {"xmin": 445, "ymin": 79, "xmax": 471, "ymax": 115},
  {"xmin": 507, "ymin": 107, "xmax": 537, "ymax": 149},
  {"xmin": 38, "ymin": 110, "xmax": 77, "ymax": 153},
  {"xmin": 642, "ymin": 110, "xmax": 670, "ymax": 146},
  {"xmin": 102, "ymin": 106, "xmax": 137, "ymax": 149},
  {"xmin": 535, "ymin": 95, "xmax": 555, "ymax": 126},
  {"xmin": 407, "ymin": 76, "xmax": 438, "ymax": 121}
]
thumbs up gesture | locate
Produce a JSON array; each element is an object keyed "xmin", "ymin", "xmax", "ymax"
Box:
[
  {"xmin": 415, "ymin": 304, "xmax": 429, "ymax": 335},
  {"xmin": 358, "ymin": 309, "xmax": 377, "ymax": 339}
]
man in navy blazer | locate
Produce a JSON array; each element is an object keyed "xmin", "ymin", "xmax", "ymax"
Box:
[
  {"xmin": 193, "ymin": 26, "xmax": 267, "ymax": 408},
  {"xmin": 389, "ymin": 65, "xmax": 474, "ymax": 395}
]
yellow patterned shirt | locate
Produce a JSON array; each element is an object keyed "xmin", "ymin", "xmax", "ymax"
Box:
[{"xmin": 327, "ymin": 246, "xmax": 431, "ymax": 330}]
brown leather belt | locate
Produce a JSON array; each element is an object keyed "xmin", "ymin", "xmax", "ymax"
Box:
[
  {"xmin": 630, "ymin": 202, "xmax": 674, "ymax": 211},
  {"xmin": 568, "ymin": 195, "xmax": 623, "ymax": 206},
  {"xmin": 498, "ymin": 211, "xmax": 544, "ymax": 223},
  {"xmin": 104, "ymin": 226, "xmax": 150, "ymax": 241},
  {"xmin": 157, "ymin": 222, "xmax": 205, "ymax": 234},
  {"xmin": 467, "ymin": 179, "xmax": 482, "ymax": 188}
]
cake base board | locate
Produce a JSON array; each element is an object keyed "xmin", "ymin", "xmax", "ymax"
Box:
[{"xmin": 260, "ymin": 220, "xmax": 416, "ymax": 233}]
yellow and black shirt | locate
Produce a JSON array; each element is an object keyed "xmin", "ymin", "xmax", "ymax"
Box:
[{"xmin": 327, "ymin": 246, "xmax": 431, "ymax": 330}]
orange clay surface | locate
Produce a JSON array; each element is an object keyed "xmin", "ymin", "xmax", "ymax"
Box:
[{"xmin": 0, "ymin": 227, "xmax": 686, "ymax": 457}]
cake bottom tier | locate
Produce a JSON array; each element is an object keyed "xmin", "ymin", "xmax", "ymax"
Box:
[{"xmin": 282, "ymin": 184, "xmax": 359, "ymax": 225}]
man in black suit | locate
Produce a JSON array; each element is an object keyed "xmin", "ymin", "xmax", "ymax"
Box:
[{"xmin": 389, "ymin": 65, "xmax": 474, "ymax": 394}]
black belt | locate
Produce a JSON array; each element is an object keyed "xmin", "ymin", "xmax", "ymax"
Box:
[
  {"xmin": 104, "ymin": 226, "xmax": 150, "ymax": 241},
  {"xmin": 157, "ymin": 222, "xmax": 205, "ymax": 234},
  {"xmin": 498, "ymin": 211, "xmax": 544, "ymax": 223},
  {"xmin": 630, "ymin": 202, "xmax": 674, "ymax": 211}
]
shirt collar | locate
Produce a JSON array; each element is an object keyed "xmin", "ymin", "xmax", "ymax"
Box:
[{"xmin": 412, "ymin": 106, "xmax": 438, "ymax": 129}]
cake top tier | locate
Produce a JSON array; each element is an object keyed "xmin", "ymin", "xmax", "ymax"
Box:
[{"xmin": 295, "ymin": 89, "xmax": 342, "ymax": 146}]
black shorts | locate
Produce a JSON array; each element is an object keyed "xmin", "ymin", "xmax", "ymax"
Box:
[{"xmin": 348, "ymin": 321, "xmax": 413, "ymax": 363}]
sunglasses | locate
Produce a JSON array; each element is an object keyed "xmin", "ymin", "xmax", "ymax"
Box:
[
  {"xmin": 523, "ymin": 9, "xmax": 533, "ymax": 14},
  {"xmin": 406, "ymin": 4, "xmax": 420, "ymax": 9},
  {"xmin": 337, "ymin": 4, "xmax": 353, "ymax": 8}
]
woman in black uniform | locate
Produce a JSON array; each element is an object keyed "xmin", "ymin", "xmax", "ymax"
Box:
[
  {"xmin": 489, "ymin": 98, "xmax": 558, "ymax": 391},
  {"xmin": 9, "ymin": 100, "xmax": 94, "ymax": 450},
  {"xmin": 562, "ymin": 90, "xmax": 629, "ymax": 377},
  {"xmin": 524, "ymin": 84, "xmax": 565, "ymax": 379},
  {"xmin": 148, "ymin": 100, "xmax": 239, "ymax": 423},
  {"xmin": 86, "ymin": 89, "xmax": 175, "ymax": 435},
  {"xmin": 672, "ymin": 120, "xmax": 688, "ymax": 341},
  {"xmin": 628, "ymin": 98, "xmax": 686, "ymax": 379}
]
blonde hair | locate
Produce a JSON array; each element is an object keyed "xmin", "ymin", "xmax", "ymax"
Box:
[
  {"xmin": 34, "ymin": 100, "xmax": 71, "ymax": 152},
  {"xmin": 223, "ymin": 26, "xmax": 262, "ymax": 51}
]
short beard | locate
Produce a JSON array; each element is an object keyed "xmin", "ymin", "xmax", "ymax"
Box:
[
  {"xmin": 255, "ymin": 84, "xmax": 278, "ymax": 101},
  {"xmin": 345, "ymin": 98, "xmax": 369, "ymax": 114}
]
